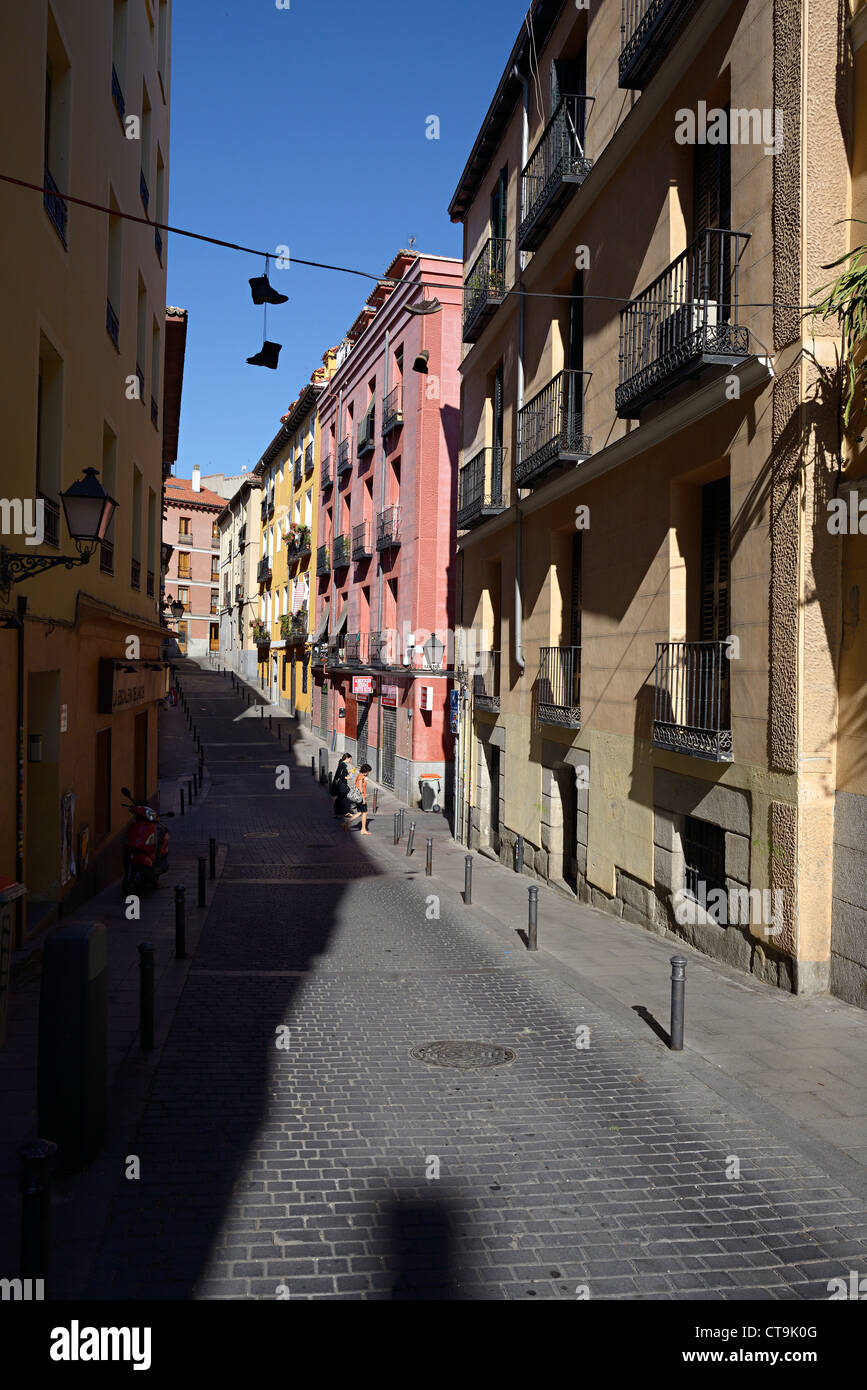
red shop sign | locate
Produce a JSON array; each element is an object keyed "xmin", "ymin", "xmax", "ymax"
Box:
[
  {"xmin": 352, "ymin": 675, "xmax": 376, "ymax": 698},
  {"xmin": 382, "ymin": 684, "xmax": 399, "ymax": 708}
]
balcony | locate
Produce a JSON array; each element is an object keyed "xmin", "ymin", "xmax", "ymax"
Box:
[
  {"xmin": 147, "ymin": 569, "xmax": 155, "ymax": 597},
  {"xmin": 351, "ymin": 521, "xmax": 371, "ymax": 560},
  {"xmin": 234, "ymin": 583, "xmax": 242, "ymax": 603},
  {"xmin": 287, "ymin": 526, "xmax": 311, "ymax": 559},
  {"xmin": 293, "ymin": 458, "xmax": 302, "ymax": 488},
  {"xmin": 100, "ymin": 538, "xmax": 114, "ymax": 574},
  {"xmin": 653, "ymin": 640, "xmax": 732, "ymax": 762},
  {"xmin": 382, "ymin": 385, "xmax": 403, "ymax": 436},
  {"xmin": 131, "ymin": 557, "xmax": 141, "ymax": 590},
  {"xmin": 316, "ymin": 544, "xmax": 330, "ymax": 576},
  {"xmin": 518, "ymin": 96, "xmax": 594, "ymax": 252},
  {"xmin": 376, "ymin": 506, "xmax": 400, "ymax": 551},
  {"xmin": 615, "ymin": 230, "xmax": 751, "ymax": 418},
  {"xmin": 311, "ymin": 642, "xmax": 327, "ymax": 668},
  {"xmin": 257, "ymin": 557, "xmax": 272, "ymax": 584},
  {"xmin": 39, "ymin": 494, "xmax": 60, "ymax": 547},
  {"xmin": 516, "ymin": 370, "xmax": 591, "ymax": 487},
  {"xmin": 457, "ymin": 447, "xmax": 506, "ymax": 529},
  {"xmin": 140, "ymin": 168, "xmax": 150, "ymax": 212},
  {"xmin": 357, "ymin": 407, "xmax": 376, "ymax": 458},
  {"xmin": 106, "ymin": 297, "xmax": 119, "ymax": 348},
  {"xmin": 337, "ymin": 437, "xmax": 352, "ymax": 475},
  {"xmin": 368, "ymin": 630, "xmax": 389, "ymax": 666},
  {"xmin": 472, "ymin": 650, "xmax": 501, "ymax": 712},
  {"xmin": 619, "ymin": 0, "xmax": 702, "ymax": 90},
  {"xmin": 211, "ymin": 533, "xmax": 220, "ymax": 549},
  {"xmin": 177, "ymin": 529, "xmax": 191, "ymax": 545},
  {"xmin": 538, "ymin": 646, "xmax": 581, "ymax": 727},
  {"xmin": 43, "ymin": 167, "xmax": 67, "ymax": 247},
  {"xmin": 332, "ymin": 533, "xmax": 351, "ymax": 568},
  {"xmin": 281, "ymin": 611, "xmax": 308, "ymax": 644},
  {"xmin": 305, "ymin": 441, "xmax": 314, "ymax": 473},
  {"xmin": 463, "ymin": 237, "xmax": 510, "ymax": 343},
  {"xmin": 268, "ymin": 493, "xmax": 275, "ymax": 517},
  {"xmin": 111, "ymin": 63, "xmax": 125, "ymax": 121},
  {"xmin": 345, "ymin": 633, "xmax": 366, "ymax": 664}
]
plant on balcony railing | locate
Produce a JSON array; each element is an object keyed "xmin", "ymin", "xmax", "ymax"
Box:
[
  {"xmin": 518, "ymin": 96, "xmax": 594, "ymax": 251},
  {"xmin": 537, "ymin": 646, "xmax": 581, "ymax": 727},
  {"xmin": 250, "ymin": 619, "xmax": 269, "ymax": 645},
  {"xmin": 280, "ymin": 607, "xmax": 307, "ymax": 641},
  {"xmin": 812, "ymin": 220, "xmax": 867, "ymax": 430},
  {"xmin": 463, "ymin": 237, "xmax": 510, "ymax": 341},
  {"xmin": 332, "ymin": 533, "xmax": 351, "ymax": 567},
  {"xmin": 382, "ymin": 385, "xmax": 403, "ymax": 435},
  {"xmin": 653, "ymin": 640, "xmax": 731, "ymax": 761},
  {"xmin": 287, "ymin": 523, "xmax": 311, "ymax": 556},
  {"xmin": 357, "ymin": 405, "xmax": 376, "ymax": 456},
  {"xmin": 316, "ymin": 543, "xmax": 330, "ymax": 575},
  {"xmin": 615, "ymin": 229, "xmax": 751, "ymax": 417},
  {"xmin": 457, "ymin": 447, "xmax": 506, "ymax": 527},
  {"xmin": 516, "ymin": 371, "xmax": 591, "ymax": 486}
]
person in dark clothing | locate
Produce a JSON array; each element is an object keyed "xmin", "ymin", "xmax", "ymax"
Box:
[{"xmin": 332, "ymin": 753, "xmax": 352, "ymax": 819}]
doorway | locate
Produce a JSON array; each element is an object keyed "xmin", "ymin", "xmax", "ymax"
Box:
[
  {"xmin": 290, "ymin": 657, "xmax": 297, "ymax": 717},
  {"xmin": 357, "ymin": 700, "xmax": 369, "ymax": 767},
  {"xmin": 380, "ymin": 704, "xmax": 396, "ymax": 788},
  {"xmin": 25, "ymin": 671, "xmax": 61, "ymax": 909},
  {"xmin": 271, "ymin": 656, "xmax": 279, "ymax": 706}
]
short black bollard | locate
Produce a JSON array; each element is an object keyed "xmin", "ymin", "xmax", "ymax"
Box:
[
  {"xmin": 260, "ymin": 704, "xmax": 264, "ymax": 718},
  {"xmin": 19, "ymin": 1138, "xmax": 58, "ymax": 1279},
  {"xmin": 426, "ymin": 837, "xmax": 433, "ymax": 876},
  {"xmin": 670, "ymin": 955, "xmax": 686, "ymax": 1051},
  {"xmin": 188, "ymin": 777, "xmax": 194, "ymax": 804},
  {"xmin": 393, "ymin": 813, "xmax": 399, "ymax": 844},
  {"xmin": 527, "ymin": 885, "xmax": 539, "ymax": 951},
  {"xmin": 174, "ymin": 886, "xmax": 186, "ymax": 959},
  {"xmin": 209, "ymin": 837, "xmax": 216, "ymax": 880},
  {"xmin": 198, "ymin": 856, "xmax": 206, "ymax": 908},
  {"xmin": 269, "ymin": 714, "xmax": 272, "ymax": 733},
  {"xmin": 464, "ymin": 854, "xmax": 473, "ymax": 905},
  {"xmin": 179, "ymin": 788, "xmax": 185, "ymax": 817},
  {"xmin": 515, "ymin": 834, "xmax": 524, "ymax": 874},
  {"xmin": 138, "ymin": 942, "xmax": 155, "ymax": 1051},
  {"xmin": 406, "ymin": 821, "xmax": 416, "ymax": 856}
]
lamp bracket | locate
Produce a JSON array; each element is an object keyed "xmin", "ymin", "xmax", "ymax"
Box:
[{"xmin": 0, "ymin": 545, "xmax": 93, "ymax": 598}]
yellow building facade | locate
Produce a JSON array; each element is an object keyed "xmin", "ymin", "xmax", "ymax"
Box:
[{"xmin": 0, "ymin": 0, "xmax": 174, "ymax": 937}]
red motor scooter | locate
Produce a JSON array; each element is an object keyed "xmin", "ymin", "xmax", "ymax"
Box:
[{"xmin": 121, "ymin": 787, "xmax": 174, "ymax": 895}]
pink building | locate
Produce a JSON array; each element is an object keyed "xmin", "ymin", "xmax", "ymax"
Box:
[
  {"xmin": 162, "ymin": 467, "xmax": 225, "ymax": 657},
  {"xmin": 311, "ymin": 250, "xmax": 462, "ymax": 808}
]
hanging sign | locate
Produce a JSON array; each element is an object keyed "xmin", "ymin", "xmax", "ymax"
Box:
[
  {"xmin": 382, "ymin": 684, "xmax": 399, "ymax": 708},
  {"xmin": 98, "ymin": 659, "xmax": 169, "ymax": 714},
  {"xmin": 352, "ymin": 676, "xmax": 376, "ymax": 698}
]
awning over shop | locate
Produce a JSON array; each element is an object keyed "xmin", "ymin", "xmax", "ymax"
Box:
[
  {"xmin": 310, "ymin": 603, "xmax": 329, "ymax": 644},
  {"xmin": 333, "ymin": 604, "xmax": 348, "ymax": 637}
]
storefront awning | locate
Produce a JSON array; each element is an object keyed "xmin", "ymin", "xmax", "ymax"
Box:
[
  {"xmin": 310, "ymin": 603, "xmax": 329, "ymax": 644},
  {"xmin": 333, "ymin": 604, "xmax": 348, "ymax": 637}
]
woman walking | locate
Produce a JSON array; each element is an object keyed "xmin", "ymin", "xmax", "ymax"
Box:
[
  {"xmin": 343, "ymin": 763, "xmax": 372, "ymax": 835},
  {"xmin": 332, "ymin": 753, "xmax": 352, "ymax": 821}
]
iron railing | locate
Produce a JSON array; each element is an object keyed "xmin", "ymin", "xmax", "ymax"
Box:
[
  {"xmin": 140, "ymin": 168, "xmax": 149, "ymax": 212},
  {"xmin": 357, "ymin": 407, "xmax": 376, "ymax": 456},
  {"xmin": 211, "ymin": 533, "xmax": 220, "ymax": 549},
  {"xmin": 257, "ymin": 557, "xmax": 272, "ymax": 583},
  {"xmin": 316, "ymin": 543, "xmax": 330, "ymax": 575},
  {"xmin": 321, "ymin": 453, "xmax": 333, "ymax": 487},
  {"xmin": 106, "ymin": 297, "xmax": 119, "ymax": 348},
  {"xmin": 260, "ymin": 498, "xmax": 268, "ymax": 522},
  {"xmin": 382, "ymin": 385, "xmax": 403, "ymax": 435},
  {"xmin": 518, "ymin": 96, "xmax": 594, "ymax": 251},
  {"xmin": 333, "ymin": 533, "xmax": 351, "ymax": 567},
  {"xmin": 177, "ymin": 529, "xmax": 191, "ymax": 544},
  {"xmin": 619, "ymin": 0, "xmax": 701, "ymax": 89},
  {"xmin": 376, "ymin": 506, "xmax": 400, "ymax": 550},
  {"xmin": 305, "ymin": 441, "xmax": 314, "ymax": 473},
  {"xmin": 368, "ymin": 630, "xmax": 389, "ymax": 665},
  {"xmin": 516, "ymin": 370, "xmax": 591, "ymax": 486},
  {"xmin": 457, "ymin": 447, "xmax": 506, "ymax": 528},
  {"xmin": 463, "ymin": 237, "xmax": 510, "ymax": 342},
  {"xmin": 44, "ymin": 167, "xmax": 67, "ymax": 246},
  {"xmin": 345, "ymin": 633, "xmax": 363, "ymax": 664},
  {"xmin": 337, "ymin": 437, "xmax": 352, "ymax": 474},
  {"xmin": 38, "ymin": 495, "xmax": 59, "ymax": 547},
  {"xmin": 472, "ymin": 650, "xmax": 501, "ymax": 712},
  {"xmin": 538, "ymin": 646, "xmax": 581, "ymax": 727},
  {"xmin": 99, "ymin": 538, "xmax": 114, "ymax": 574},
  {"xmin": 653, "ymin": 640, "xmax": 732, "ymax": 761},
  {"xmin": 352, "ymin": 521, "xmax": 371, "ymax": 559},
  {"xmin": 131, "ymin": 557, "xmax": 141, "ymax": 589},
  {"xmin": 616, "ymin": 229, "xmax": 750, "ymax": 417},
  {"xmin": 111, "ymin": 63, "xmax": 125, "ymax": 120}
]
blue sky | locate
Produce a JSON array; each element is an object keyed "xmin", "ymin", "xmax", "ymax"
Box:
[{"xmin": 166, "ymin": 0, "xmax": 529, "ymax": 479}]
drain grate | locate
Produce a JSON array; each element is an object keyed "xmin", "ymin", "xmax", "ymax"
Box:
[{"xmin": 410, "ymin": 1041, "xmax": 516, "ymax": 1070}]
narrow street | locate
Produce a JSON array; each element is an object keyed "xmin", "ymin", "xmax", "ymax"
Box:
[{"xmin": 77, "ymin": 663, "xmax": 867, "ymax": 1300}]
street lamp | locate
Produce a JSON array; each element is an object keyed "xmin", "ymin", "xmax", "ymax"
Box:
[
  {"xmin": 423, "ymin": 633, "xmax": 445, "ymax": 670},
  {"xmin": 0, "ymin": 468, "xmax": 117, "ymax": 596}
]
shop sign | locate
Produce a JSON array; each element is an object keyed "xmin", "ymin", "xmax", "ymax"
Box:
[
  {"xmin": 97, "ymin": 658, "xmax": 169, "ymax": 714},
  {"xmin": 382, "ymin": 684, "xmax": 399, "ymax": 708},
  {"xmin": 352, "ymin": 675, "xmax": 376, "ymax": 699}
]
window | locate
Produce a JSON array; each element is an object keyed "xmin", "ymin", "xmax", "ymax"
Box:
[
  {"xmin": 136, "ymin": 275, "xmax": 147, "ymax": 402},
  {"xmin": 210, "ymin": 623, "xmax": 219, "ymax": 651},
  {"xmin": 100, "ymin": 425, "xmax": 117, "ymax": 569},
  {"xmin": 212, "ymin": 522, "xmax": 220, "ymax": 542},
  {"xmin": 211, "ymin": 556, "xmax": 219, "ymax": 582},
  {"xmin": 95, "ymin": 729, "xmax": 112, "ymax": 841},
  {"xmin": 491, "ymin": 165, "xmax": 507, "ymax": 241},
  {"xmin": 210, "ymin": 591, "xmax": 218, "ymax": 616},
  {"xmin": 177, "ymin": 586, "xmax": 189, "ymax": 609},
  {"xmin": 178, "ymin": 517, "xmax": 191, "ymax": 537},
  {"xmin": 302, "ymin": 653, "xmax": 308, "ymax": 694},
  {"xmin": 683, "ymin": 816, "xmax": 726, "ymax": 922},
  {"xmin": 157, "ymin": 0, "xmax": 168, "ymax": 92},
  {"xmin": 107, "ymin": 192, "xmax": 122, "ymax": 345},
  {"xmin": 177, "ymin": 553, "xmax": 190, "ymax": 579},
  {"xmin": 150, "ymin": 318, "xmax": 160, "ymax": 425},
  {"xmin": 131, "ymin": 468, "xmax": 142, "ymax": 573},
  {"xmin": 700, "ymin": 478, "xmax": 731, "ymax": 643},
  {"xmin": 140, "ymin": 83, "xmax": 152, "ymax": 210},
  {"xmin": 177, "ymin": 620, "xmax": 188, "ymax": 652},
  {"xmin": 112, "ymin": 1, "xmax": 127, "ymax": 112},
  {"xmin": 44, "ymin": 14, "xmax": 71, "ymax": 245},
  {"xmin": 36, "ymin": 335, "xmax": 63, "ymax": 542}
]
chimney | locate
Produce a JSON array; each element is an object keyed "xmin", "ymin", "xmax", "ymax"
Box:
[{"xmin": 192, "ymin": 466, "xmax": 201, "ymax": 492}]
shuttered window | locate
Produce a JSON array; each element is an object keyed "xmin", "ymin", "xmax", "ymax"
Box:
[
  {"xmin": 490, "ymin": 166, "xmax": 507, "ymax": 242},
  {"xmin": 699, "ymin": 477, "xmax": 730, "ymax": 643},
  {"xmin": 570, "ymin": 531, "xmax": 582, "ymax": 649},
  {"xmin": 693, "ymin": 109, "xmax": 731, "ymax": 312}
]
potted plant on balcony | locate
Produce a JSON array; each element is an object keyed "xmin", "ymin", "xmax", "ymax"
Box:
[
  {"xmin": 279, "ymin": 612, "xmax": 292, "ymax": 640},
  {"xmin": 250, "ymin": 618, "xmax": 268, "ymax": 645}
]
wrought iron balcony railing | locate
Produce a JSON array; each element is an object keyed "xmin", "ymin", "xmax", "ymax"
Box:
[
  {"xmin": 472, "ymin": 650, "xmax": 501, "ymax": 712},
  {"xmin": 615, "ymin": 229, "xmax": 751, "ymax": 418},
  {"xmin": 100, "ymin": 538, "xmax": 114, "ymax": 574},
  {"xmin": 321, "ymin": 453, "xmax": 333, "ymax": 488},
  {"xmin": 538, "ymin": 646, "xmax": 581, "ymax": 727},
  {"xmin": 516, "ymin": 370, "xmax": 591, "ymax": 487},
  {"xmin": 131, "ymin": 557, "xmax": 141, "ymax": 590},
  {"xmin": 376, "ymin": 505, "xmax": 400, "ymax": 550},
  {"xmin": 463, "ymin": 237, "xmax": 510, "ymax": 343},
  {"xmin": 357, "ymin": 407, "xmax": 376, "ymax": 457},
  {"xmin": 653, "ymin": 640, "xmax": 732, "ymax": 761},
  {"xmin": 284, "ymin": 612, "xmax": 307, "ymax": 643},
  {"xmin": 457, "ymin": 447, "xmax": 506, "ymax": 529},
  {"xmin": 44, "ymin": 167, "xmax": 67, "ymax": 246},
  {"xmin": 518, "ymin": 96, "xmax": 594, "ymax": 252},
  {"xmin": 260, "ymin": 498, "xmax": 268, "ymax": 522},
  {"xmin": 332, "ymin": 533, "xmax": 351, "ymax": 567},
  {"xmin": 382, "ymin": 385, "xmax": 403, "ymax": 436},
  {"xmin": 619, "ymin": 0, "xmax": 701, "ymax": 89},
  {"xmin": 352, "ymin": 520, "xmax": 371, "ymax": 560},
  {"xmin": 177, "ymin": 529, "xmax": 191, "ymax": 545},
  {"xmin": 345, "ymin": 633, "xmax": 362, "ymax": 664},
  {"xmin": 257, "ymin": 557, "xmax": 272, "ymax": 583},
  {"xmin": 111, "ymin": 63, "xmax": 125, "ymax": 121},
  {"xmin": 316, "ymin": 543, "xmax": 330, "ymax": 575},
  {"xmin": 311, "ymin": 641, "xmax": 328, "ymax": 667},
  {"xmin": 140, "ymin": 168, "xmax": 149, "ymax": 212},
  {"xmin": 305, "ymin": 441, "xmax": 314, "ymax": 473},
  {"xmin": 337, "ymin": 437, "xmax": 352, "ymax": 475},
  {"xmin": 368, "ymin": 630, "xmax": 389, "ymax": 666},
  {"xmin": 106, "ymin": 297, "xmax": 119, "ymax": 348},
  {"xmin": 38, "ymin": 495, "xmax": 60, "ymax": 547}
]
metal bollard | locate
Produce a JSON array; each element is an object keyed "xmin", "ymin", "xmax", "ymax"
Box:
[
  {"xmin": 311, "ymin": 756, "xmax": 316, "ymax": 777},
  {"xmin": 269, "ymin": 714, "xmax": 272, "ymax": 732},
  {"xmin": 19, "ymin": 1138, "xmax": 58, "ymax": 1279},
  {"xmin": 198, "ymin": 857, "xmax": 206, "ymax": 908},
  {"xmin": 197, "ymin": 766, "xmax": 203, "ymax": 792},
  {"xmin": 175, "ymin": 886, "xmax": 186, "ymax": 959},
  {"xmin": 260, "ymin": 704, "xmax": 264, "ymax": 718},
  {"xmin": 398, "ymin": 808, "xmax": 405, "ymax": 839},
  {"xmin": 188, "ymin": 777, "xmax": 195, "ymax": 803},
  {"xmin": 406, "ymin": 821, "xmax": 416, "ymax": 856},
  {"xmin": 515, "ymin": 834, "xmax": 524, "ymax": 874},
  {"xmin": 138, "ymin": 942, "xmax": 155, "ymax": 1050},
  {"xmin": 209, "ymin": 837, "xmax": 216, "ymax": 880},
  {"xmin": 393, "ymin": 813, "xmax": 399, "ymax": 844},
  {"xmin": 180, "ymin": 788, "xmax": 184, "ymax": 817},
  {"xmin": 426, "ymin": 837, "xmax": 433, "ymax": 876},
  {"xmin": 670, "ymin": 956, "xmax": 686, "ymax": 1051},
  {"xmin": 527, "ymin": 885, "xmax": 539, "ymax": 951},
  {"xmin": 464, "ymin": 854, "xmax": 473, "ymax": 905}
]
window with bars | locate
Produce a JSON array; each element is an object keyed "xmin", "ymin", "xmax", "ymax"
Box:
[{"xmin": 683, "ymin": 815, "xmax": 727, "ymax": 922}]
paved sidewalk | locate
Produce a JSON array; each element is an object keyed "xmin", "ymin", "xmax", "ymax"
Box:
[{"xmin": 290, "ymin": 718, "xmax": 867, "ymax": 1177}]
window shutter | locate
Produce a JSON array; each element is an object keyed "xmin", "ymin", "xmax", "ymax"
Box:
[
  {"xmin": 570, "ymin": 531, "xmax": 582, "ymax": 649},
  {"xmin": 699, "ymin": 477, "xmax": 730, "ymax": 643}
]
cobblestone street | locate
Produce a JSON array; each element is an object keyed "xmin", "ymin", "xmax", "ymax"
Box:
[{"xmin": 68, "ymin": 664, "xmax": 867, "ymax": 1301}]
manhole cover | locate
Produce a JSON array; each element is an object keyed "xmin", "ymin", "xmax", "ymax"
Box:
[{"xmin": 409, "ymin": 1041, "xmax": 516, "ymax": 1070}]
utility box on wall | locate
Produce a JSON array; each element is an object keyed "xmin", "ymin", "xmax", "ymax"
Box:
[{"xmin": 37, "ymin": 921, "xmax": 107, "ymax": 1169}]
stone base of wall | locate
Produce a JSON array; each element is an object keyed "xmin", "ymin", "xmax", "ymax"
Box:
[{"xmin": 831, "ymin": 791, "xmax": 867, "ymax": 1011}]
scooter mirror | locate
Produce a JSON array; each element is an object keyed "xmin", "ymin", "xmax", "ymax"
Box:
[{"xmin": 121, "ymin": 786, "xmax": 132, "ymax": 797}]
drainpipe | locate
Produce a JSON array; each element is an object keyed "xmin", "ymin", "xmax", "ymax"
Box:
[
  {"xmin": 514, "ymin": 70, "xmax": 529, "ymax": 677},
  {"xmin": 15, "ymin": 597, "xmax": 25, "ymax": 947}
]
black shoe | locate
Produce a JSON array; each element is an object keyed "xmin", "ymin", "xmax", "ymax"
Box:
[
  {"xmin": 246, "ymin": 340, "xmax": 282, "ymax": 369},
  {"xmin": 249, "ymin": 275, "xmax": 288, "ymax": 306}
]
